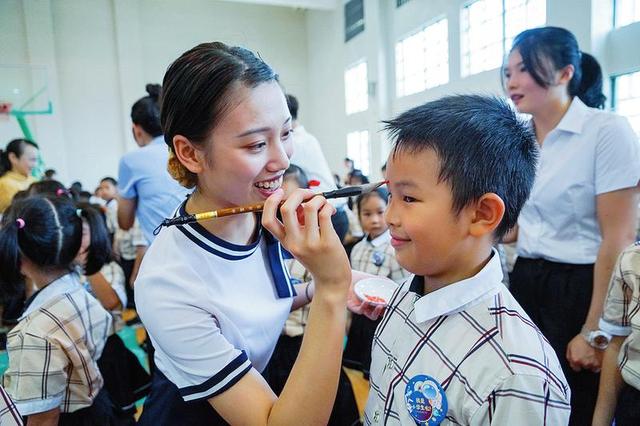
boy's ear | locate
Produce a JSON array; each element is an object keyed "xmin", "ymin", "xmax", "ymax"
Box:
[
  {"xmin": 172, "ymin": 135, "xmax": 205, "ymax": 174},
  {"xmin": 468, "ymin": 193, "xmax": 505, "ymax": 238}
]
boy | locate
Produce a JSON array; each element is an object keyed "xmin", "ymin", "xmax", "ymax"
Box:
[
  {"xmin": 593, "ymin": 242, "xmax": 640, "ymax": 426},
  {"xmin": 364, "ymin": 95, "xmax": 570, "ymax": 424}
]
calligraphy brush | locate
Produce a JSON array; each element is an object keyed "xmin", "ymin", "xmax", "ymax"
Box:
[{"xmin": 153, "ymin": 180, "xmax": 387, "ymax": 233}]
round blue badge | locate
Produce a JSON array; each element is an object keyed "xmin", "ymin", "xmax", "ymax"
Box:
[{"xmin": 404, "ymin": 375, "xmax": 448, "ymax": 425}]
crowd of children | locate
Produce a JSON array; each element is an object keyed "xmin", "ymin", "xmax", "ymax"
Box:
[{"xmin": 0, "ymin": 25, "xmax": 639, "ymax": 426}]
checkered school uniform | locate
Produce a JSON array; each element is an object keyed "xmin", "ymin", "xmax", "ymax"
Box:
[
  {"xmin": 0, "ymin": 386, "xmax": 23, "ymax": 425},
  {"xmin": 365, "ymin": 250, "xmax": 570, "ymax": 425},
  {"xmin": 600, "ymin": 242, "xmax": 640, "ymax": 390},
  {"xmin": 2, "ymin": 273, "xmax": 112, "ymax": 416},
  {"xmin": 282, "ymin": 258, "xmax": 310, "ymax": 338},
  {"xmin": 350, "ymin": 230, "xmax": 409, "ymax": 283}
]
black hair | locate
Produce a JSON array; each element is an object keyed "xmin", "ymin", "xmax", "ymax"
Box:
[
  {"xmin": 356, "ymin": 187, "xmax": 389, "ymax": 214},
  {"xmin": 100, "ymin": 176, "xmax": 118, "ymax": 186},
  {"xmin": 76, "ymin": 202, "xmax": 114, "ymax": 268},
  {"xmin": 0, "ymin": 138, "xmax": 39, "ymax": 176},
  {"xmin": 131, "ymin": 84, "xmax": 163, "ymax": 137},
  {"xmin": 284, "ymin": 164, "xmax": 309, "ymax": 188},
  {"xmin": 384, "ymin": 95, "xmax": 538, "ymax": 240},
  {"xmin": 27, "ymin": 180, "xmax": 67, "ymax": 197},
  {"xmin": 506, "ymin": 27, "xmax": 606, "ymax": 109},
  {"xmin": 286, "ymin": 94, "xmax": 299, "ymax": 121},
  {"xmin": 161, "ymin": 42, "xmax": 279, "ymax": 188},
  {"xmin": 43, "ymin": 169, "xmax": 56, "ymax": 179},
  {"xmin": 0, "ymin": 196, "xmax": 111, "ymax": 292},
  {"xmin": 348, "ymin": 169, "xmax": 369, "ymax": 184}
]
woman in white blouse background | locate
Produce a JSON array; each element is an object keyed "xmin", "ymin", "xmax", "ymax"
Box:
[{"xmin": 502, "ymin": 26, "xmax": 640, "ymax": 425}]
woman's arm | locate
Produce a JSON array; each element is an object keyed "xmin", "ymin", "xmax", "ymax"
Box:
[
  {"xmin": 117, "ymin": 196, "xmax": 136, "ymax": 231},
  {"xmin": 567, "ymin": 187, "xmax": 638, "ymax": 371},
  {"xmin": 592, "ymin": 335, "xmax": 625, "ymax": 426},
  {"xmin": 208, "ymin": 189, "xmax": 351, "ymax": 425},
  {"xmin": 27, "ymin": 407, "xmax": 60, "ymax": 426}
]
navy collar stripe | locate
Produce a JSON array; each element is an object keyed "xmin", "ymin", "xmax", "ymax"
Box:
[{"xmin": 177, "ymin": 226, "xmax": 256, "ymax": 261}]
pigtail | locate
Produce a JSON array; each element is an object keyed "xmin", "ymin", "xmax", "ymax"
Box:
[
  {"xmin": 77, "ymin": 205, "xmax": 111, "ymax": 275},
  {"xmin": 576, "ymin": 52, "xmax": 606, "ymax": 109},
  {"xmin": 0, "ymin": 214, "xmax": 26, "ymax": 294}
]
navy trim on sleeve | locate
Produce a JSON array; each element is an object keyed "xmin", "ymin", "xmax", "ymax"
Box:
[{"xmin": 179, "ymin": 351, "xmax": 253, "ymax": 402}]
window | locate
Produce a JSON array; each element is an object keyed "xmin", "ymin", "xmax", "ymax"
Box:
[
  {"xmin": 345, "ymin": 61, "xmax": 368, "ymax": 114},
  {"xmin": 504, "ymin": 0, "xmax": 547, "ymax": 52},
  {"xmin": 461, "ymin": 0, "xmax": 546, "ymax": 77},
  {"xmin": 615, "ymin": 0, "xmax": 640, "ymax": 27},
  {"xmin": 396, "ymin": 18, "xmax": 449, "ymax": 97},
  {"xmin": 613, "ymin": 71, "xmax": 640, "ymax": 137},
  {"xmin": 347, "ymin": 130, "xmax": 370, "ymax": 175},
  {"xmin": 345, "ymin": 0, "xmax": 365, "ymax": 42}
]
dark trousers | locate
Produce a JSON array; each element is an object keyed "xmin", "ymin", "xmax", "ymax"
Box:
[
  {"xmin": 118, "ymin": 258, "xmax": 135, "ymax": 309},
  {"xmin": 510, "ymin": 257, "xmax": 597, "ymax": 426},
  {"xmin": 615, "ymin": 382, "xmax": 640, "ymax": 426},
  {"xmin": 263, "ymin": 334, "xmax": 361, "ymax": 426}
]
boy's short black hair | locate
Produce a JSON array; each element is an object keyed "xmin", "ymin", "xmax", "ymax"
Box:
[
  {"xmin": 384, "ymin": 95, "xmax": 537, "ymax": 240},
  {"xmin": 100, "ymin": 176, "xmax": 118, "ymax": 186}
]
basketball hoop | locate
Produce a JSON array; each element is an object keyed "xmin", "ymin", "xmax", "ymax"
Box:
[{"xmin": 0, "ymin": 102, "xmax": 12, "ymax": 124}]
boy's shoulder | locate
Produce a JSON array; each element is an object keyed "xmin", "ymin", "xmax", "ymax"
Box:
[{"xmin": 381, "ymin": 282, "xmax": 567, "ymax": 387}]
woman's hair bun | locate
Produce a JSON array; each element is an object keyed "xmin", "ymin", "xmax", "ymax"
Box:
[{"xmin": 145, "ymin": 84, "xmax": 162, "ymax": 101}]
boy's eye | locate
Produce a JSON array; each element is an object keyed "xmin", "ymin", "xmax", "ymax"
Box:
[{"xmin": 403, "ymin": 196, "xmax": 416, "ymax": 203}]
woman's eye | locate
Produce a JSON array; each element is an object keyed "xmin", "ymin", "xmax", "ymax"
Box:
[
  {"xmin": 282, "ymin": 129, "xmax": 293, "ymax": 139},
  {"xmin": 249, "ymin": 142, "xmax": 267, "ymax": 151}
]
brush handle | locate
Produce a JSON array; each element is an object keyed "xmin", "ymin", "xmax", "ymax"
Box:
[{"xmin": 212, "ymin": 203, "xmax": 266, "ymax": 218}]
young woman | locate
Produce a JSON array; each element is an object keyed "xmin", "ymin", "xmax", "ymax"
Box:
[
  {"xmin": 117, "ymin": 84, "xmax": 188, "ymax": 244},
  {"xmin": 502, "ymin": 26, "xmax": 640, "ymax": 425},
  {"xmin": 134, "ymin": 42, "xmax": 375, "ymax": 425},
  {"xmin": 0, "ymin": 139, "xmax": 38, "ymax": 213}
]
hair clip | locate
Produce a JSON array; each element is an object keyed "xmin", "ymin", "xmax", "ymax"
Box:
[
  {"xmin": 76, "ymin": 208, "xmax": 83, "ymax": 218},
  {"xmin": 16, "ymin": 218, "xmax": 25, "ymax": 229},
  {"xmin": 56, "ymin": 188, "xmax": 67, "ymax": 196}
]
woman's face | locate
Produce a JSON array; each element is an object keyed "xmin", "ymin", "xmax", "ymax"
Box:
[
  {"xmin": 10, "ymin": 144, "xmax": 38, "ymax": 177},
  {"xmin": 197, "ymin": 81, "xmax": 293, "ymax": 207},
  {"xmin": 503, "ymin": 49, "xmax": 559, "ymax": 115}
]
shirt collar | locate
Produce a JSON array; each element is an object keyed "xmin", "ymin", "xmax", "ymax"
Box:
[
  {"xmin": 150, "ymin": 135, "xmax": 165, "ymax": 146},
  {"xmin": 20, "ymin": 272, "xmax": 81, "ymax": 320},
  {"xmin": 412, "ymin": 248, "xmax": 503, "ymax": 323},
  {"xmin": 553, "ymin": 97, "xmax": 588, "ymax": 135},
  {"xmin": 4, "ymin": 170, "xmax": 30, "ymax": 182},
  {"xmin": 369, "ymin": 230, "xmax": 391, "ymax": 247}
]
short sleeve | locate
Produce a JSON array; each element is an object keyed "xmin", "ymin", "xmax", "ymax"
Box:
[
  {"xmin": 117, "ymin": 155, "xmax": 138, "ymax": 200},
  {"xmin": 137, "ymin": 268, "xmax": 253, "ymax": 402},
  {"xmin": 600, "ymin": 246, "xmax": 638, "ymax": 336},
  {"xmin": 131, "ymin": 221, "xmax": 148, "ymax": 247},
  {"xmin": 595, "ymin": 115, "xmax": 640, "ymax": 195},
  {"xmin": 101, "ymin": 262, "xmax": 127, "ymax": 308},
  {"xmin": 3, "ymin": 333, "xmax": 67, "ymax": 416},
  {"xmin": 469, "ymin": 374, "xmax": 571, "ymax": 425}
]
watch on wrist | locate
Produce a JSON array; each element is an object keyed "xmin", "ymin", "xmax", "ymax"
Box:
[{"xmin": 580, "ymin": 326, "xmax": 612, "ymax": 350}]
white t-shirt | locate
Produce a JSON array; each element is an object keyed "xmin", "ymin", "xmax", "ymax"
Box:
[
  {"xmin": 517, "ymin": 97, "xmax": 640, "ymax": 264},
  {"xmin": 135, "ymin": 204, "xmax": 295, "ymax": 402}
]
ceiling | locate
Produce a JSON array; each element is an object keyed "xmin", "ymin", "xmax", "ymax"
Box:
[{"xmin": 219, "ymin": 0, "xmax": 339, "ymax": 10}]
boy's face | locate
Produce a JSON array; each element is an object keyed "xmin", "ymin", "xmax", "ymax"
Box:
[
  {"xmin": 385, "ymin": 149, "xmax": 470, "ymax": 281},
  {"xmin": 98, "ymin": 181, "xmax": 117, "ymax": 201}
]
